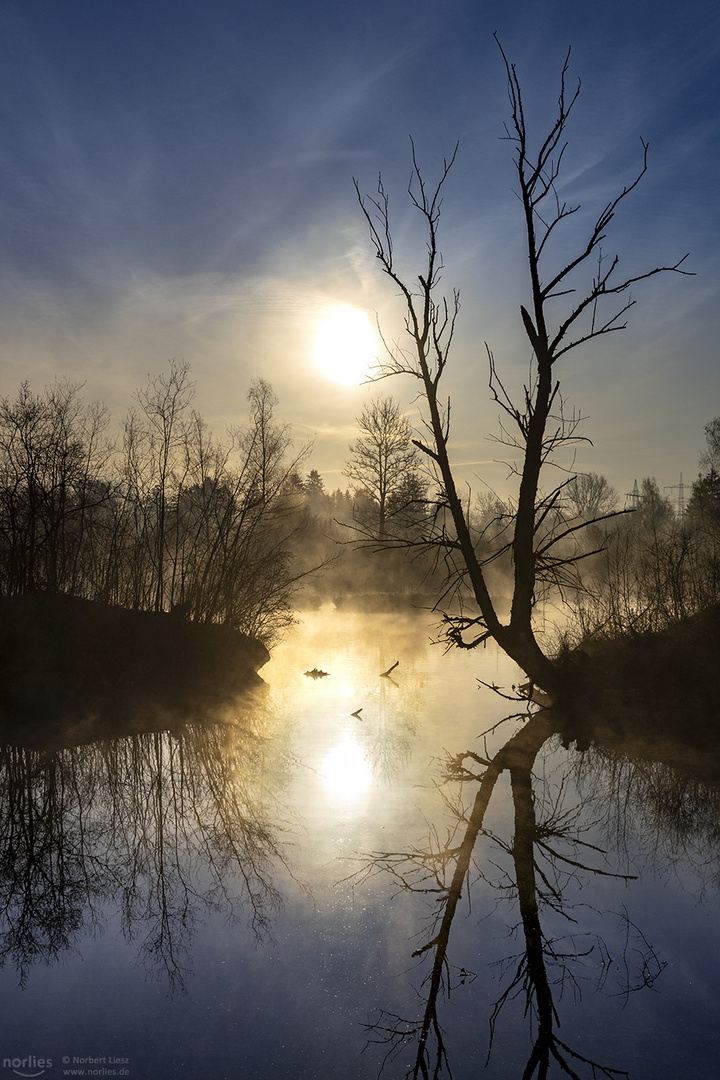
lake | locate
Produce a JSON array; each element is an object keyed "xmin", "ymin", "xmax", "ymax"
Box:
[{"xmin": 1, "ymin": 606, "xmax": 719, "ymax": 1079}]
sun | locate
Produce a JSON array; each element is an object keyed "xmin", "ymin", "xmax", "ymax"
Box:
[
  {"xmin": 313, "ymin": 307, "xmax": 378, "ymax": 386},
  {"xmin": 319, "ymin": 736, "xmax": 373, "ymax": 803}
]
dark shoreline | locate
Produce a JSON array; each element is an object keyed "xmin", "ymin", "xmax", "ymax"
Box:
[
  {"xmin": 553, "ymin": 603, "xmax": 720, "ymax": 756},
  {"xmin": 0, "ymin": 593, "xmax": 270, "ymax": 748}
]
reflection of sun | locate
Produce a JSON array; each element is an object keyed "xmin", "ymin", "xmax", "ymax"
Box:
[
  {"xmin": 319, "ymin": 735, "xmax": 373, "ymax": 802},
  {"xmin": 313, "ymin": 307, "xmax": 377, "ymax": 386}
]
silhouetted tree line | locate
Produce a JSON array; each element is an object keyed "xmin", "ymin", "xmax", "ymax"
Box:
[
  {"xmin": 0, "ymin": 362, "xmax": 445, "ymax": 638},
  {"xmin": 0, "ymin": 361, "xmax": 311, "ymax": 644},
  {"xmin": 4, "ymin": 357, "xmax": 713, "ymax": 638},
  {"xmin": 335, "ymin": 388, "xmax": 720, "ymax": 641},
  {"xmin": 561, "ymin": 425, "xmax": 720, "ymax": 644}
]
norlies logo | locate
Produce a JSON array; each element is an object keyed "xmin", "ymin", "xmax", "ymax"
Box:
[{"xmin": 2, "ymin": 1058, "xmax": 52, "ymax": 1078}]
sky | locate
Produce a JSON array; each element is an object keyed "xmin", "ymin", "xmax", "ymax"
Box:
[{"xmin": 0, "ymin": 0, "xmax": 718, "ymax": 505}]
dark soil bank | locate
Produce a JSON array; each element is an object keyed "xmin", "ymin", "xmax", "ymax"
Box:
[
  {"xmin": 0, "ymin": 593, "xmax": 269, "ymax": 747},
  {"xmin": 556, "ymin": 604, "xmax": 720, "ymax": 765}
]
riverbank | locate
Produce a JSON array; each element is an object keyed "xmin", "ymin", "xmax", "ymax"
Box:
[
  {"xmin": 0, "ymin": 593, "xmax": 270, "ymax": 748},
  {"xmin": 554, "ymin": 603, "xmax": 720, "ymax": 754}
]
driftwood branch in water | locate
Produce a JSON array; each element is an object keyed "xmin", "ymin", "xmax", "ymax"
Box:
[{"xmin": 304, "ymin": 667, "xmax": 329, "ymax": 679}]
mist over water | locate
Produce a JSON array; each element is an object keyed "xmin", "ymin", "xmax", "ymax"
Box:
[{"xmin": 1, "ymin": 607, "xmax": 719, "ymax": 1079}]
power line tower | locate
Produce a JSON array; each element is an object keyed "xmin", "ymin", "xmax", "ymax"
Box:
[
  {"xmin": 625, "ymin": 478, "xmax": 640, "ymax": 509},
  {"xmin": 664, "ymin": 474, "xmax": 686, "ymax": 517}
]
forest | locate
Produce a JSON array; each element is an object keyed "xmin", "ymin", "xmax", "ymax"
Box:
[
  {"xmin": 0, "ymin": 360, "xmax": 718, "ymax": 662},
  {"xmin": 0, "ymin": 363, "xmax": 310, "ymax": 647}
]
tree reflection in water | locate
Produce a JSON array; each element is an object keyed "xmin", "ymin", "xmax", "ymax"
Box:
[
  {"xmin": 575, "ymin": 738, "xmax": 720, "ymax": 890},
  {"xmin": 0, "ymin": 701, "xmax": 293, "ymax": 992},
  {"xmin": 353, "ymin": 705, "xmax": 675, "ymax": 1080}
]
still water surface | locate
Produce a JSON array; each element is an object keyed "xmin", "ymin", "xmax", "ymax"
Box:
[{"xmin": 1, "ymin": 607, "xmax": 719, "ymax": 1078}]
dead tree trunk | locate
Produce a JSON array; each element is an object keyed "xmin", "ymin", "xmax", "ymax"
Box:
[{"xmin": 354, "ymin": 40, "xmax": 690, "ymax": 691}]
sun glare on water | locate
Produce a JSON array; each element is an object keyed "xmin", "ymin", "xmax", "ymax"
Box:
[
  {"xmin": 313, "ymin": 307, "xmax": 378, "ymax": 386},
  {"xmin": 319, "ymin": 736, "xmax": 373, "ymax": 803}
]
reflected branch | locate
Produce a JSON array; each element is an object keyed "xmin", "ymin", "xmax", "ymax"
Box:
[
  {"xmin": 361, "ymin": 709, "xmax": 661, "ymax": 1079},
  {"xmin": 503, "ymin": 740, "xmax": 629, "ymax": 1079},
  {"xmin": 0, "ymin": 703, "xmax": 293, "ymax": 992}
]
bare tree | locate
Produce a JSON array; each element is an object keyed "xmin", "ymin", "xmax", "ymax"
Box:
[
  {"xmin": 565, "ymin": 473, "xmax": 617, "ymax": 521},
  {"xmin": 344, "ymin": 395, "xmax": 425, "ymax": 540},
  {"xmin": 130, "ymin": 358, "xmax": 195, "ymax": 612},
  {"xmin": 0, "ymin": 379, "xmax": 112, "ymax": 596},
  {"xmin": 354, "ymin": 40, "xmax": 691, "ymax": 693}
]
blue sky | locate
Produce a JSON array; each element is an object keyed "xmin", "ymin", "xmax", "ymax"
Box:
[{"xmin": 0, "ymin": 0, "xmax": 718, "ymax": 500}]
